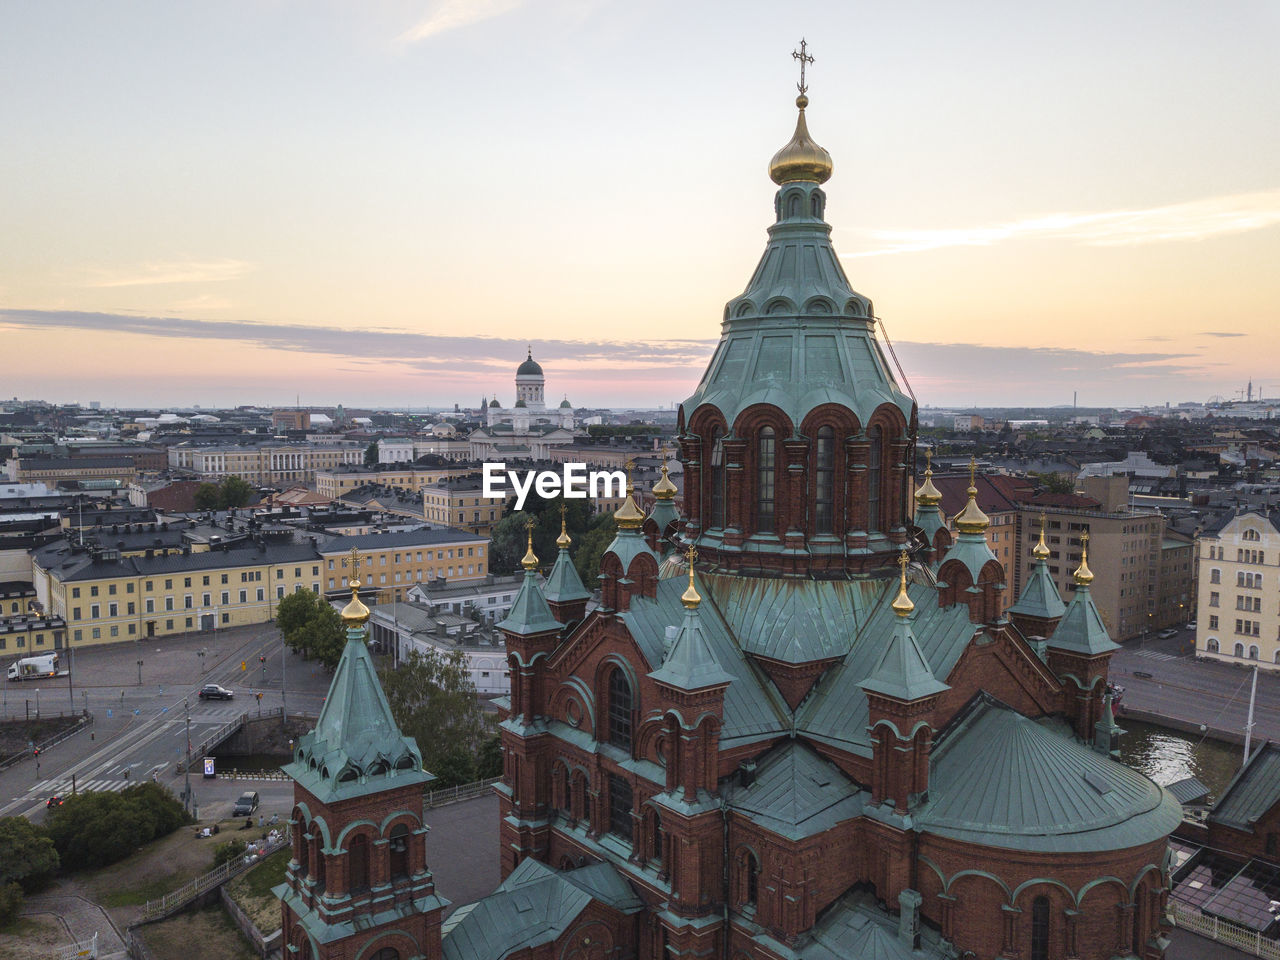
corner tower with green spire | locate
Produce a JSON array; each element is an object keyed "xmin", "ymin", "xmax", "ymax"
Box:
[
  {"xmin": 276, "ymin": 547, "xmax": 446, "ymax": 960},
  {"xmin": 677, "ymin": 67, "xmax": 916, "ymax": 578}
]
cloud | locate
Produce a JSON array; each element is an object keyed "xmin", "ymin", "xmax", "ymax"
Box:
[
  {"xmin": 1200, "ymin": 331, "xmax": 1246, "ymax": 338},
  {"xmin": 843, "ymin": 189, "xmax": 1280, "ymax": 258},
  {"xmin": 83, "ymin": 259, "xmax": 253, "ymax": 288},
  {"xmin": 397, "ymin": 0, "xmax": 524, "ymax": 44}
]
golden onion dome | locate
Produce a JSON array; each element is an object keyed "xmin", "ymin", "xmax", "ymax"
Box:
[
  {"xmin": 681, "ymin": 545, "xmax": 701, "ymax": 609},
  {"xmin": 953, "ymin": 485, "xmax": 990, "ymax": 535},
  {"xmin": 520, "ymin": 522, "xmax": 539, "ymax": 572},
  {"xmin": 769, "ymin": 95, "xmax": 833, "ymax": 185},
  {"xmin": 652, "ymin": 462, "xmax": 678, "ymax": 501},
  {"xmin": 556, "ymin": 508, "xmax": 572, "ymax": 550},
  {"xmin": 892, "ymin": 552, "xmax": 914, "ymax": 618},
  {"xmin": 1074, "ymin": 533, "xmax": 1095, "ymax": 586},
  {"xmin": 1032, "ymin": 515, "xmax": 1051, "ymax": 561},
  {"xmin": 915, "ymin": 452, "xmax": 943, "ymax": 507},
  {"xmin": 341, "ymin": 579, "xmax": 370, "ymax": 625},
  {"xmin": 614, "ymin": 493, "xmax": 646, "ymax": 530}
]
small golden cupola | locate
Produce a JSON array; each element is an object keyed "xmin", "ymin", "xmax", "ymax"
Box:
[
  {"xmin": 613, "ymin": 460, "xmax": 646, "ymax": 530},
  {"xmin": 340, "ymin": 547, "xmax": 371, "ymax": 625},
  {"xmin": 915, "ymin": 448, "xmax": 943, "ymax": 507},
  {"xmin": 521, "ymin": 519, "xmax": 540, "ymax": 571},
  {"xmin": 953, "ymin": 457, "xmax": 990, "ymax": 535},
  {"xmin": 892, "ymin": 551, "xmax": 915, "ymax": 618},
  {"xmin": 1074, "ymin": 532, "xmax": 1095, "ymax": 586},
  {"xmin": 1033, "ymin": 513, "xmax": 1051, "ymax": 561},
  {"xmin": 681, "ymin": 545, "xmax": 701, "ymax": 610},
  {"xmin": 652, "ymin": 460, "xmax": 678, "ymax": 501},
  {"xmin": 556, "ymin": 505, "xmax": 572, "ymax": 550},
  {"xmin": 768, "ymin": 40, "xmax": 832, "ymax": 185}
]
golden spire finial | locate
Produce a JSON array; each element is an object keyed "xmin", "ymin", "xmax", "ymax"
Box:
[
  {"xmin": 769, "ymin": 41, "xmax": 832, "ymax": 186},
  {"xmin": 914, "ymin": 447, "xmax": 942, "ymax": 507},
  {"xmin": 614, "ymin": 458, "xmax": 645, "ymax": 529},
  {"xmin": 556, "ymin": 502, "xmax": 571, "ymax": 549},
  {"xmin": 954, "ymin": 457, "xmax": 989, "ymax": 534},
  {"xmin": 1074, "ymin": 531, "xmax": 1095, "ymax": 586},
  {"xmin": 340, "ymin": 545, "xmax": 370, "ymax": 625},
  {"xmin": 652, "ymin": 446, "xmax": 678, "ymax": 501},
  {"xmin": 521, "ymin": 516, "xmax": 539, "ymax": 571},
  {"xmin": 681, "ymin": 544, "xmax": 701, "ymax": 609},
  {"xmin": 1033, "ymin": 512, "xmax": 1051, "ymax": 561},
  {"xmin": 892, "ymin": 550, "xmax": 914, "ymax": 617}
]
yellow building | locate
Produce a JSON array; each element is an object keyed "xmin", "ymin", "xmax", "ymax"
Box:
[
  {"xmin": 29, "ymin": 527, "xmax": 489, "ymax": 648},
  {"xmin": 314, "ymin": 462, "xmax": 479, "ymax": 499},
  {"xmin": 167, "ymin": 441, "xmax": 363, "ymax": 485},
  {"xmin": 421, "ymin": 477, "xmax": 504, "ymax": 537},
  {"xmin": 1197, "ymin": 510, "xmax": 1280, "ymax": 669},
  {"xmin": 0, "ymin": 614, "xmax": 66, "ymax": 656}
]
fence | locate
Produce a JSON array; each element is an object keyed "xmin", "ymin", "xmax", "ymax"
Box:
[
  {"xmin": 0, "ymin": 714, "xmax": 92, "ymax": 773},
  {"xmin": 56, "ymin": 931, "xmax": 98, "ymax": 960},
  {"xmin": 176, "ymin": 711, "xmax": 248, "ymax": 773},
  {"xmin": 424, "ymin": 776, "xmax": 500, "ymax": 808},
  {"xmin": 138, "ymin": 834, "xmax": 290, "ymax": 924},
  {"xmin": 1170, "ymin": 900, "xmax": 1280, "ymax": 959}
]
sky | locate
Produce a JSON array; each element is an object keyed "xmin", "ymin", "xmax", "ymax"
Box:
[{"xmin": 1, "ymin": 1, "xmax": 1277, "ymax": 411}]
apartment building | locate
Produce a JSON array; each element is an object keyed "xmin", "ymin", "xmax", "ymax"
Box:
[
  {"xmin": 28, "ymin": 526, "xmax": 488, "ymax": 648},
  {"xmin": 167, "ymin": 441, "xmax": 363, "ymax": 485},
  {"xmin": 1196, "ymin": 510, "xmax": 1280, "ymax": 670},
  {"xmin": 420, "ymin": 476, "xmax": 504, "ymax": 537},
  {"xmin": 314, "ymin": 462, "xmax": 479, "ymax": 500}
]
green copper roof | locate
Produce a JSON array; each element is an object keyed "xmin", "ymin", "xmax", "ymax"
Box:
[
  {"xmin": 724, "ymin": 740, "xmax": 864, "ymax": 840},
  {"xmin": 914, "ymin": 502, "xmax": 947, "ymax": 552},
  {"xmin": 497, "ymin": 568, "xmax": 561, "ymax": 636},
  {"xmin": 798, "ymin": 582, "xmax": 977, "ymax": 754},
  {"xmin": 801, "ymin": 892, "xmax": 949, "ymax": 960},
  {"xmin": 681, "ymin": 179, "xmax": 912, "ymax": 431},
  {"xmin": 647, "ymin": 596, "xmax": 735, "ymax": 692},
  {"xmin": 918, "ymin": 696, "xmax": 1181, "ymax": 852},
  {"xmin": 1008, "ymin": 556, "xmax": 1066, "ymax": 622},
  {"xmin": 282, "ymin": 625, "xmax": 430, "ymax": 804},
  {"xmin": 441, "ymin": 858, "xmax": 640, "ymax": 960},
  {"xmin": 1210, "ymin": 741, "xmax": 1280, "ymax": 832},
  {"xmin": 1048, "ymin": 582, "xmax": 1119, "ymax": 656},
  {"xmin": 646, "ymin": 497, "xmax": 679, "ymax": 538},
  {"xmin": 938, "ymin": 529, "xmax": 1000, "ymax": 585},
  {"xmin": 860, "ymin": 616, "xmax": 950, "ymax": 702},
  {"xmin": 542, "ymin": 547, "xmax": 589, "ymax": 605},
  {"xmin": 604, "ymin": 527, "xmax": 657, "ymax": 576}
]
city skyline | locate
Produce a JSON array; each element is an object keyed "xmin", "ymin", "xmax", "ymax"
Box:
[{"xmin": 2, "ymin": 1, "xmax": 1277, "ymax": 409}]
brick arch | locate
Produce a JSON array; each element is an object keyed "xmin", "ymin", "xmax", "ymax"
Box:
[
  {"xmin": 686, "ymin": 405, "xmax": 729, "ymax": 533},
  {"xmin": 1077, "ymin": 876, "xmax": 1128, "ymax": 908},
  {"xmin": 549, "ymin": 677, "xmax": 595, "ymax": 733},
  {"xmin": 593, "ymin": 655, "xmax": 639, "ymax": 750},
  {"xmin": 626, "ymin": 550, "xmax": 659, "ymax": 599},
  {"xmin": 377, "ymin": 809, "xmax": 422, "ymax": 839},
  {"xmin": 334, "ymin": 819, "xmax": 380, "ymax": 849},
  {"xmin": 635, "ymin": 714, "xmax": 666, "ymax": 764},
  {"xmin": 863, "ymin": 402, "xmax": 911, "ymax": 537},
  {"xmin": 559, "ymin": 919, "xmax": 615, "ymax": 960},
  {"xmin": 289, "ymin": 922, "xmax": 320, "ymax": 960},
  {"xmin": 732, "ymin": 403, "xmax": 795, "ymax": 538},
  {"xmin": 945, "ymin": 868, "xmax": 1012, "ymax": 901},
  {"xmin": 800, "ymin": 404, "xmax": 861, "ymax": 539},
  {"xmin": 353, "ymin": 930, "xmax": 422, "ymax": 960},
  {"xmin": 1011, "ymin": 877, "xmax": 1078, "ymax": 910}
]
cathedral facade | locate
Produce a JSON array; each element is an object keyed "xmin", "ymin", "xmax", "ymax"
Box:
[{"xmin": 279, "ymin": 72, "xmax": 1178, "ymax": 960}]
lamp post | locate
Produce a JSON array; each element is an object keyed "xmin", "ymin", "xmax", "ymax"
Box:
[
  {"xmin": 183, "ymin": 697, "xmax": 192, "ymax": 815},
  {"xmin": 34, "ymin": 688, "xmax": 39, "ymax": 719},
  {"xmin": 136, "ymin": 659, "xmax": 143, "ymax": 685}
]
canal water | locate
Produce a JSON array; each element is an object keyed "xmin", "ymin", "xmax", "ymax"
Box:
[{"xmin": 1119, "ymin": 718, "xmax": 1244, "ymax": 804}]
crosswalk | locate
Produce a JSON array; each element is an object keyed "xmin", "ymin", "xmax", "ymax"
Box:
[
  {"xmin": 1133, "ymin": 649, "xmax": 1180, "ymax": 662},
  {"xmin": 37, "ymin": 777, "xmax": 134, "ymax": 797}
]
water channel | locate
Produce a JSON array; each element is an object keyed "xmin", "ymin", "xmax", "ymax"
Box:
[{"xmin": 1119, "ymin": 717, "xmax": 1245, "ymax": 804}]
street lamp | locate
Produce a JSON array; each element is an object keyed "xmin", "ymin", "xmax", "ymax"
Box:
[
  {"xmin": 34, "ymin": 688, "xmax": 39, "ymax": 719},
  {"xmin": 183, "ymin": 697, "xmax": 192, "ymax": 815},
  {"xmin": 136, "ymin": 659, "xmax": 143, "ymax": 686}
]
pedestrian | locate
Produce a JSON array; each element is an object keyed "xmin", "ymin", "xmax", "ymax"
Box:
[{"xmin": 258, "ymin": 814, "xmax": 264, "ymax": 828}]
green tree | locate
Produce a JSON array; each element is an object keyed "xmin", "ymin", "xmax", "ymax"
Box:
[
  {"xmin": 364, "ymin": 441, "xmax": 380, "ymax": 466},
  {"xmin": 1031, "ymin": 471, "xmax": 1076, "ymax": 495},
  {"xmin": 475, "ymin": 733, "xmax": 502, "ymax": 779},
  {"xmin": 218, "ymin": 475, "xmax": 253, "ymax": 508},
  {"xmin": 0, "ymin": 881, "xmax": 22, "ymax": 926},
  {"xmin": 379, "ymin": 648, "xmax": 488, "ymax": 787},
  {"xmin": 276, "ymin": 590, "xmax": 345, "ymax": 671},
  {"xmin": 0, "ymin": 817, "xmax": 58, "ymax": 892},
  {"xmin": 194, "ymin": 483, "xmax": 221, "ymax": 511},
  {"xmin": 489, "ymin": 497, "xmax": 595, "ymax": 576},
  {"xmin": 212, "ymin": 838, "xmax": 247, "ymax": 867},
  {"xmin": 46, "ymin": 783, "xmax": 189, "ymax": 872},
  {"xmin": 574, "ymin": 513, "xmax": 617, "ymax": 587}
]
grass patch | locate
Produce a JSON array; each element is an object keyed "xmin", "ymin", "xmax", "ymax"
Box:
[
  {"xmin": 0, "ymin": 915, "xmax": 50, "ymax": 938},
  {"xmin": 227, "ymin": 847, "xmax": 288, "ymax": 935},
  {"xmin": 139, "ymin": 903, "xmax": 258, "ymax": 960},
  {"xmin": 81, "ymin": 819, "xmax": 236, "ymax": 911}
]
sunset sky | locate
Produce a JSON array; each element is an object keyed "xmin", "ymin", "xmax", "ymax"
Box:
[{"xmin": 2, "ymin": 1, "xmax": 1277, "ymax": 410}]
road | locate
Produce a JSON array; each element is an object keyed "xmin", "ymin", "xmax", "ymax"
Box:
[
  {"xmin": 0, "ymin": 624, "xmax": 332, "ymax": 821},
  {"xmin": 1110, "ymin": 627, "xmax": 1280, "ymax": 744}
]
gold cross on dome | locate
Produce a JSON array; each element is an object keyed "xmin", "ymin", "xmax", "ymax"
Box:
[
  {"xmin": 968, "ymin": 456, "xmax": 977, "ymax": 486},
  {"xmin": 792, "ymin": 39, "xmax": 814, "ymax": 95},
  {"xmin": 342, "ymin": 546, "xmax": 362, "ymax": 585},
  {"xmin": 685, "ymin": 543, "xmax": 698, "ymax": 566},
  {"xmin": 898, "ymin": 550, "xmax": 909, "ymax": 573}
]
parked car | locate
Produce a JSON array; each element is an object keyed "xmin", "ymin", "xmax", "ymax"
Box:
[
  {"xmin": 197, "ymin": 683, "xmax": 234, "ymax": 701},
  {"xmin": 46, "ymin": 795, "xmax": 63, "ymax": 809},
  {"xmin": 1157, "ymin": 628, "xmax": 1178, "ymax": 640},
  {"xmin": 232, "ymin": 791, "xmax": 260, "ymax": 817},
  {"xmin": 1186, "ymin": 621, "xmax": 1197, "ymax": 630}
]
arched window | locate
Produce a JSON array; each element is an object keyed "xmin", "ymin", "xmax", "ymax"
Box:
[
  {"xmin": 1030, "ymin": 896, "xmax": 1050, "ymax": 960},
  {"xmin": 786, "ymin": 194, "xmax": 800, "ymax": 218},
  {"xmin": 757, "ymin": 426, "xmax": 776, "ymax": 534},
  {"xmin": 709, "ymin": 426, "xmax": 725, "ymax": 529},
  {"xmin": 608, "ymin": 774, "xmax": 633, "ymax": 843},
  {"xmin": 745, "ymin": 851, "xmax": 760, "ymax": 907},
  {"xmin": 814, "ymin": 426, "xmax": 835, "ymax": 534},
  {"xmin": 1234, "ymin": 642, "xmax": 1245, "ymax": 658},
  {"xmin": 555, "ymin": 764, "xmax": 570, "ymax": 816},
  {"xmin": 1250, "ymin": 645, "xmax": 1260, "ymax": 660},
  {"xmin": 867, "ymin": 426, "xmax": 883, "ymax": 533},
  {"xmin": 369, "ymin": 950, "xmax": 400, "ymax": 960},
  {"xmin": 313, "ymin": 837, "xmax": 326, "ymax": 894},
  {"xmin": 1208, "ymin": 638, "xmax": 1219, "ymax": 653},
  {"xmin": 608, "ymin": 668, "xmax": 633, "ymax": 751},
  {"xmin": 389, "ymin": 824, "xmax": 409, "ymax": 880},
  {"xmin": 348, "ymin": 834, "xmax": 369, "ymax": 893},
  {"xmin": 647, "ymin": 809, "xmax": 662, "ymax": 863},
  {"xmin": 810, "ymin": 194, "xmax": 822, "ymax": 218}
]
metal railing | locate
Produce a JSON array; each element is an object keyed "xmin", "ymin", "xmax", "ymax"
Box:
[
  {"xmin": 423, "ymin": 776, "xmax": 501, "ymax": 809},
  {"xmin": 138, "ymin": 834, "xmax": 290, "ymax": 923},
  {"xmin": 0, "ymin": 714, "xmax": 92, "ymax": 773},
  {"xmin": 1170, "ymin": 900, "xmax": 1280, "ymax": 959},
  {"xmin": 56, "ymin": 931, "xmax": 98, "ymax": 959}
]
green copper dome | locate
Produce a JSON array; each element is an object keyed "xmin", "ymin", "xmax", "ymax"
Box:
[{"xmin": 517, "ymin": 349, "xmax": 543, "ymax": 377}]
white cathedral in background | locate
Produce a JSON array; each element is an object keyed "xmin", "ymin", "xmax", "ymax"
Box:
[{"xmin": 471, "ymin": 348, "xmax": 577, "ymax": 461}]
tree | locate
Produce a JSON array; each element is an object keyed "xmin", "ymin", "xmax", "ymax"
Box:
[
  {"xmin": 489, "ymin": 496, "xmax": 595, "ymax": 576},
  {"xmin": 276, "ymin": 590, "xmax": 345, "ymax": 671},
  {"xmin": 0, "ymin": 816, "xmax": 58, "ymax": 892},
  {"xmin": 219, "ymin": 475, "xmax": 253, "ymax": 508},
  {"xmin": 194, "ymin": 483, "xmax": 221, "ymax": 511},
  {"xmin": 45, "ymin": 783, "xmax": 189, "ymax": 872},
  {"xmin": 475, "ymin": 733, "xmax": 502, "ymax": 779},
  {"xmin": 379, "ymin": 648, "xmax": 489, "ymax": 787},
  {"xmin": 364, "ymin": 441, "xmax": 380, "ymax": 466},
  {"xmin": 1031, "ymin": 471, "xmax": 1076, "ymax": 495},
  {"xmin": 0, "ymin": 881, "xmax": 21, "ymax": 926},
  {"xmin": 574, "ymin": 513, "xmax": 617, "ymax": 587}
]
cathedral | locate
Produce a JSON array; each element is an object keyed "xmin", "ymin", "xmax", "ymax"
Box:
[{"xmin": 277, "ymin": 61, "xmax": 1178, "ymax": 960}]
